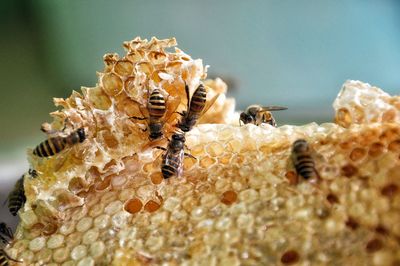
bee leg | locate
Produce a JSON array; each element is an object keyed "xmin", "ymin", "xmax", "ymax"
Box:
[
  {"xmin": 130, "ymin": 116, "xmax": 147, "ymax": 120},
  {"xmin": 184, "ymin": 153, "xmax": 196, "ymax": 160},
  {"xmin": 184, "ymin": 144, "xmax": 192, "ymax": 152},
  {"xmin": 173, "ymin": 111, "xmax": 185, "ymax": 116},
  {"xmin": 314, "ymin": 167, "xmax": 322, "ymax": 180},
  {"xmin": 184, "ymin": 82, "xmax": 191, "ymax": 109},
  {"xmin": 61, "ymin": 119, "xmax": 69, "ymax": 132},
  {"xmin": 4, "ymin": 251, "xmax": 21, "ymax": 262},
  {"xmin": 154, "ymin": 146, "xmax": 167, "ymax": 151}
]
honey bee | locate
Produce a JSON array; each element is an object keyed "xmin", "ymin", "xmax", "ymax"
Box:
[
  {"xmin": 131, "ymin": 89, "xmax": 179, "ymax": 140},
  {"xmin": 177, "ymin": 83, "xmax": 219, "ymax": 132},
  {"xmin": 33, "ymin": 127, "xmax": 86, "ymax": 157},
  {"xmin": 0, "ymin": 223, "xmax": 20, "ymax": 265},
  {"xmin": 239, "ymin": 105, "xmax": 287, "ymax": 126},
  {"xmin": 7, "ymin": 176, "xmax": 26, "ymax": 216},
  {"xmin": 291, "ymin": 139, "xmax": 318, "ymax": 180},
  {"xmin": 156, "ymin": 131, "xmax": 195, "ymax": 179},
  {"xmin": 0, "ymin": 223, "xmax": 12, "ymax": 245}
]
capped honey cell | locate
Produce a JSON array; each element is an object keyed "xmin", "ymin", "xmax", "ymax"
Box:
[
  {"xmin": 124, "ymin": 198, "xmax": 143, "ymax": 214},
  {"xmin": 281, "ymin": 250, "xmax": 300, "ymax": 265},
  {"xmin": 221, "ymin": 190, "xmax": 237, "ymax": 205}
]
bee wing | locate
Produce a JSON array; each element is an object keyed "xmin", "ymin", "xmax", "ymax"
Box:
[
  {"xmin": 177, "ymin": 149, "xmax": 185, "ymax": 177},
  {"xmin": 165, "ymin": 94, "xmax": 182, "ymax": 124},
  {"xmin": 200, "ymin": 92, "xmax": 221, "ymax": 117},
  {"xmin": 163, "ymin": 149, "xmax": 184, "ymax": 177},
  {"xmin": 259, "ymin": 106, "xmax": 288, "ymax": 111},
  {"xmin": 142, "ymin": 138, "xmax": 168, "ymax": 150},
  {"xmin": 53, "ymin": 152, "xmax": 70, "ymax": 172},
  {"xmin": 184, "ymin": 83, "xmax": 191, "ymax": 110},
  {"xmin": 130, "ymin": 99, "xmax": 148, "ymax": 119},
  {"xmin": 40, "ymin": 122, "xmax": 53, "ymax": 133},
  {"xmin": 0, "ymin": 223, "xmax": 13, "ymax": 239},
  {"xmin": 173, "ymin": 149, "xmax": 185, "ymax": 177},
  {"xmin": 40, "ymin": 121, "xmax": 70, "ymax": 137}
]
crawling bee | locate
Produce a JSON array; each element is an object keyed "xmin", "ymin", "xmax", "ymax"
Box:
[
  {"xmin": 0, "ymin": 223, "xmax": 12, "ymax": 245},
  {"xmin": 0, "ymin": 223, "xmax": 20, "ymax": 265},
  {"xmin": 33, "ymin": 127, "xmax": 86, "ymax": 157},
  {"xmin": 157, "ymin": 131, "xmax": 194, "ymax": 179},
  {"xmin": 131, "ymin": 89, "xmax": 167, "ymax": 140},
  {"xmin": 177, "ymin": 83, "xmax": 219, "ymax": 132},
  {"xmin": 131, "ymin": 89, "xmax": 180, "ymax": 140},
  {"xmin": 291, "ymin": 139, "xmax": 318, "ymax": 180},
  {"xmin": 7, "ymin": 176, "xmax": 26, "ymax": 216},
  {"xmin": 239, "ymin": 105, "xmax": 287, "ymax": 126}
]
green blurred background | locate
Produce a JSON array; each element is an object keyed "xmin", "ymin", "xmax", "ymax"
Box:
[{"xmin": 1, "ymin": 0, "xmax": 400, "ymax": 223}]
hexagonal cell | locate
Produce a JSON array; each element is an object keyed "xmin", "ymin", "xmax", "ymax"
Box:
[
  {"xmin": 124, "ymin": 198, "xmax": 143, "ymax": 214},
  {"xmin": 101, "ymin": 73, "xmax": 123, "ymax": 96}
]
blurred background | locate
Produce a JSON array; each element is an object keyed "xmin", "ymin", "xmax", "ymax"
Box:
[{"xmin": 1, "ymin": 0, "xmax": 400, "ymax": 224}]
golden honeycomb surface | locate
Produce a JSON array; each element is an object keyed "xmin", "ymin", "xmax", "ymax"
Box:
[{"xmin": 4, "ymin": 37, "xmax": 400, "ymax": 266}]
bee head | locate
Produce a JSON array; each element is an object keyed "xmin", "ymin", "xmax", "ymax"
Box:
[
  {"xmin": 77, "ymin": 128, "xmax": 86, "ymax": 143},
  {"xmin": 239, "ymin": 112, "xmax": 253, "ymax": 125},
  {"xmin": 149, "ymin": 132, "xmax": 163, "ymax": 140},
  {"xmin": 172, "ymin": 132, "xmax": 185, "ymax": 142}
]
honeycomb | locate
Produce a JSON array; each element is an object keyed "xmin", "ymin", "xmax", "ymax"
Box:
[
  {"xmin": 334, "ymin": 80, "xmax": 400, "ymax": 127},
  {"xmin": 5, "ymin": 37, "xmax": 400, "ymax": 266}
]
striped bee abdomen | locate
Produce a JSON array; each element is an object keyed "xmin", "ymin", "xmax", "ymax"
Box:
[
  {"xmin": 189, "ymin": 84, "xmax": 206, "ymax": 113},
  {"xmin": 161, "ymin": 152, "xmax": 183, "ymax": 179},
  {"xmin": 294, "ymin": 155, "xmax": 315, "ymax": 179},
  {"xmin": 8, "ymin": 192, "xmax": 26, "ymax": 216},
  {"xmin": 177, "ymin": 84, "xmax": 208, "ymax": 133},
  {"xmin": 33, "ymin": 137, "xmax": 66, "ymax": 157},
  {"xmin": 148, "ymin": 90, "xmax": 166, "ymax": 118},
  {"xmin": 33, "ymin": 128, "xmax": 85, "ymax": 157},
  {"xmin": 292, "ymin": 139, "xmax": 317, "ymax": 180},
  {"xmin": 160, "ymin": 132, "xmax": 185, "ymax": 179},
  {"xmin": 161, "ymin": 164, "xmax": 177, "ymax": 179},
  {"xmin": 8, "ymin": 177, "xmax": 26, "ymax": 216}
]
